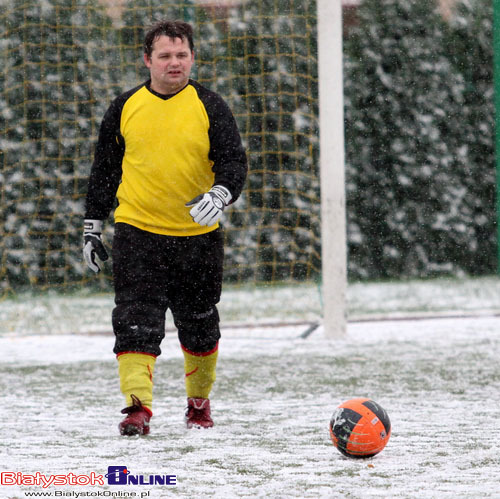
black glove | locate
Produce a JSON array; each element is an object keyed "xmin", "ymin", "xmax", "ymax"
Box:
[
  {"xmin": 185, "ymin": 185, "xmax": 232, "ymax": 227},
  {"xmin": 83, "ymin": 219, "xmax": 108, "ymax": 273}
]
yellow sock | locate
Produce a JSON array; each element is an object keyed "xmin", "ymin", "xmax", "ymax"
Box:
[
  {"xmin": 182, "ymin": 344, "xmax": 218, "ymax": 399},
  {"xmin": 117, "ymin": 352, "xmax": 156, "ymax": 411}
]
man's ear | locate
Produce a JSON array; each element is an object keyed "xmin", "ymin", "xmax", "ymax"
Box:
[{"xmin": 143, "ymin": 53, "xmax": 152, "ymax": 68}]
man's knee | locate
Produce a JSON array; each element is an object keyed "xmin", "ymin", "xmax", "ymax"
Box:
[
  {"xmin": 112, "ymin": 302, "xmax": 166, "ymax": 356},
  {"xmin": 174, "ymin": 307, "xmax": 220, "ymax": 353}
]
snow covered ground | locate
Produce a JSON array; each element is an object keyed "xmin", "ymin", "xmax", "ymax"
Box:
[{"xmin": 1, "ymin": 277, "xmax": 499, "ymax": 498}]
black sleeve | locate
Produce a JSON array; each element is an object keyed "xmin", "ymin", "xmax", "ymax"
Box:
[
  {"xmin": 193, "ymin": 82, "xmax": 248, "ymax": 203},
  {"xmin": 84, "ymin": 97, "xmax": 126, "ymax": 220}
]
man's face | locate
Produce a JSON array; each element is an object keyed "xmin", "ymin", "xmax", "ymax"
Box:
[{"xmin": 144, "ymin": 35, "xmax": 194, "ymax": 95}]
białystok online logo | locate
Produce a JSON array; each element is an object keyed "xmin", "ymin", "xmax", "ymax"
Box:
[
  {"xmin": 0, "ymin": 467, "xmax": 176, "ymax": 488},
  {"xmin": 105, "ymin": 466, "xmax": 176, "ymax": 486},
  {"xmin": 0, "ymin": 472, "xmax": 104, "ymax": 488}
]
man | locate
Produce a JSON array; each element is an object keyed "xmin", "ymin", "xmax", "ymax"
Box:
[{"xmin": 83, "ymin": 20, "xmax": 247, "ymax": 435}]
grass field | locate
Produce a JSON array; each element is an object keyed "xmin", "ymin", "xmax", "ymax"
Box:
[{"xmin": 1, "ymin": 277, "xmax": 500, "ymax": 498}]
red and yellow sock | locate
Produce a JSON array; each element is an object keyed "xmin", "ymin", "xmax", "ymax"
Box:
[
  {"xmin": 117, "ymin": 352, "xmax": 156, "ymax": 411},
  {"xmin": 182, "ymin": 343, "xmax": 218, "ymax": 399}
]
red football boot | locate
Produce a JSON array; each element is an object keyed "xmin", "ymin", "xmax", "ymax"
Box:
[
  {"xmin": 119, "ymin": 395, "xmax": 152, "ymax": 436},
  {"xmin": 185, "ymin": 397, "xmax": 213, "ymax": 429}
]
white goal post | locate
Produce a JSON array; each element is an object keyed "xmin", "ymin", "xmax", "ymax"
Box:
[{"xmin": 317, "ymin": 0, "xmax": 348, "ymax": 338}]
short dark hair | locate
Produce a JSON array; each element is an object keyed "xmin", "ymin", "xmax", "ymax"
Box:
[{"xmin": 143, "ymin": 20, "xmax": 194, "ymax": 59}]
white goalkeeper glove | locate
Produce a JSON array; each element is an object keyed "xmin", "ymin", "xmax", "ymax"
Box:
[
  {"xmin": 83, "ymin": 219, "xmax": 109, "ymax": 273},
  {"xmin": 186, "ymin": 185, "xmax": 232, "ymax": 227}
]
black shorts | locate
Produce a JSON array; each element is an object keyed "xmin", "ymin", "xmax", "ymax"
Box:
[{"xmin": 111, "ymin": 223, "xmax": 224, "ymax": 356}]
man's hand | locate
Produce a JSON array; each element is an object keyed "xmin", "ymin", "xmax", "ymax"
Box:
[
  {"xmin": 186, "ymin": 185, "xmax": 232, "ymax": 227},
  {"xmin": 83, "ymin": 219, "xmax": 109, "ymax": 273}
]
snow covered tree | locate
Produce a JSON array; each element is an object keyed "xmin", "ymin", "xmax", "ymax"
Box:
[
  {"xmin": 0, "ymin": 0, "xmax": 112, "ymax": 292},
  {"xmin": 344, "ymin": 0, "xmax": 493, "ymax": 279},
  {"xmin": 220, "ymin": 0, "xmax": 320, "ymax": 282},
  {"xmin": 442, "ymin": 0, "xmax": 495, "ymax": 275},
  {"xmin": 3, "ymin": 0, "xmax": 495, "ymax": 297}
]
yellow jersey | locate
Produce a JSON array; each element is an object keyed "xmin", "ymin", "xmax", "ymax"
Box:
[{"xmin": 85, "ymin": 80, "xmax": 247, "ymax": 236}]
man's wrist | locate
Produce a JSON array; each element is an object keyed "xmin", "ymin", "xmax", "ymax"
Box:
[
  {"xmin": 84, "ymin": 219, "xmax": 103, "ymax": 233},
  {"xmin": 210, "ymin": 185, "xmax": 232, "ymax": 206}
]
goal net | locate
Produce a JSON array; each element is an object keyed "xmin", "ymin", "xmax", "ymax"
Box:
[{"xmin": 0, "ymin": 0, "xmax": 320, "ymax": 298}]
